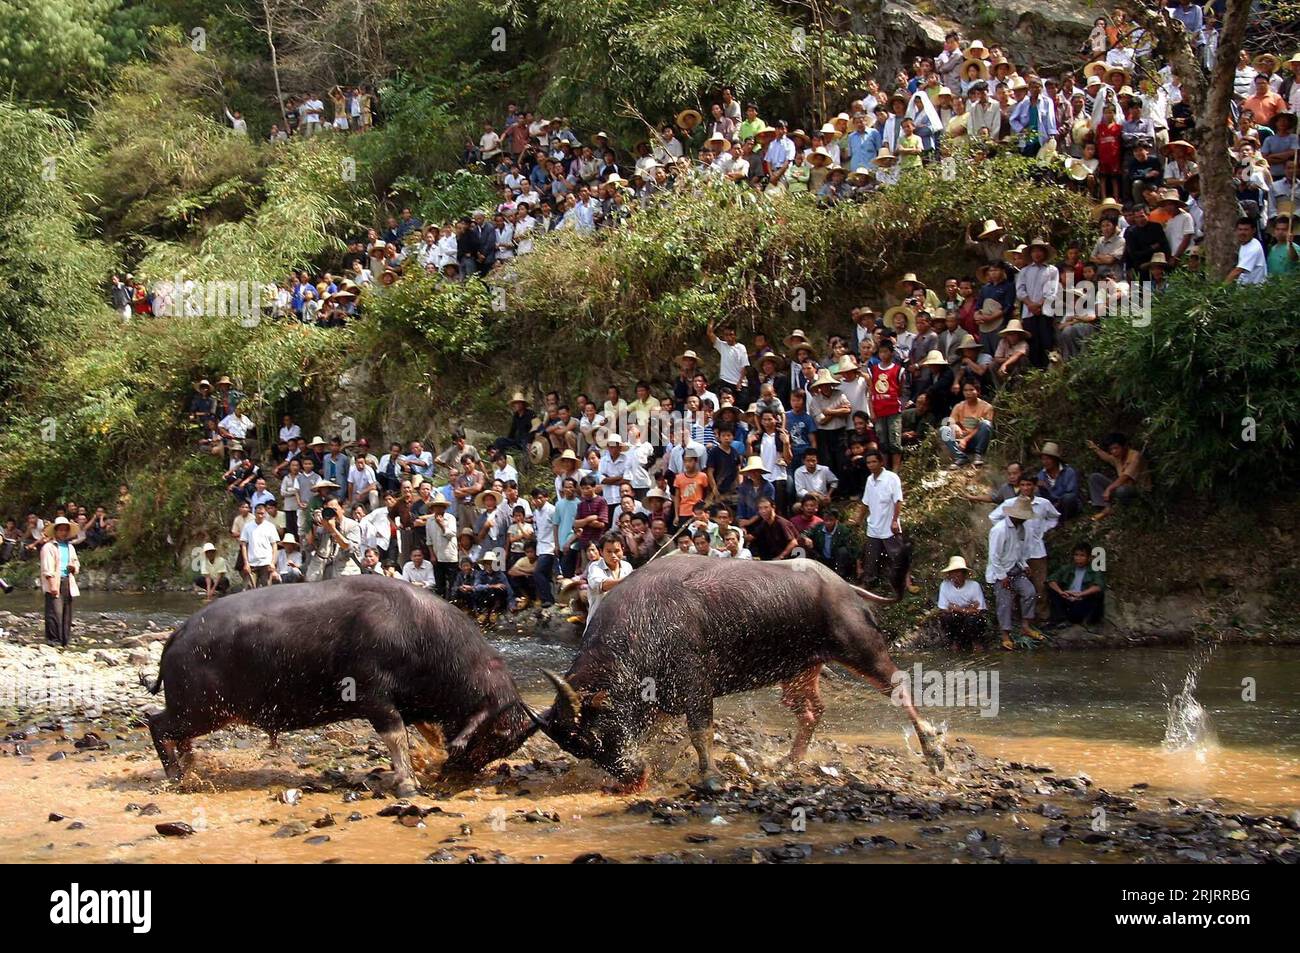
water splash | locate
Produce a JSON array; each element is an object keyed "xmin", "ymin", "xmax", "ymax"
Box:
[{"xmin": 1162, "ymin": 652, "xmax": 1218, "ymax": 760}]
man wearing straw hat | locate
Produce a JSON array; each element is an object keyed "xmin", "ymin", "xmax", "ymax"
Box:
[
  {"xmin": 936, "ymin": 555, "xmax": 988, "ymax": 647},
  {"xmin": 985, "ymin": 496, "xmax": 1045, "ymax": 650},
  {"xmin": 41, "ymin": 517, "xmax": 80, "ymax": 646}
]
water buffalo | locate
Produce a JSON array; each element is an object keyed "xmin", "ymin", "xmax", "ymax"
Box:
[
  {"xmin": 147, "ymin": 575, "xmax": 535, "ymax": 794},
  {"xmin": 529, "ymin": 556, "xmax": 943, "ymax": 791}
]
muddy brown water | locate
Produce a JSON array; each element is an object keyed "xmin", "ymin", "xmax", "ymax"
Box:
[{"xmin": 1, "ymin": 593, "xmax": 1297, "ymax": 862}]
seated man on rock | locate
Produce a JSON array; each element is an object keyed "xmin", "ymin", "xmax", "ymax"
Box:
[{"xmin": 1046, "ymin": 543, "xmax": 1106, "ymax": 630}]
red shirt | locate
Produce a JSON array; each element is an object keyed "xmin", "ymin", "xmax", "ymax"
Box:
[
  {"xmin": 868, "ymin": 362, "xmax": 904, "ymax": 418},
  {"xmin": 1096, "ymin": 122, "xmax": 1123, "ymax": 174}
]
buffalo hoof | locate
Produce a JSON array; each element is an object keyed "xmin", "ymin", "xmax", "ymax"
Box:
[
  {"xmin": 395, "ymin": 778, "xmax": 418, "ymax": 798},
  {"xmin": 607, "ymin": 765, "xmax": 650, "ymax": 795},
  {"xmin": 694, "ymin": 774, "xmax": 725, "ymax": 795}
]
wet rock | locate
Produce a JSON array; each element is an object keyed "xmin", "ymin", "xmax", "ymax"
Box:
[
  {"xmin": 278, "ymin": 788, "xmax": 302, "ymax": 805},
  {"xmin": 155, "ymin": 822, "xmax": 196, "ymax": 837},
  {"xmin": 48, "ymin": 812, "xmax": 66, "ymax": 822},
  {"xmin": 313, "ymin": 813, "xmax": 336, "ymax": 829},
  {"xmin": 304, "ymin": 835, "xmax": 331, "ymax": 845},
  {"xmin": 138, "ymin": 803, "xmax": 161, "ymax": 817},
  {"xmin": 272, "ymin": 821, "xmax": 309, "ymax": 838},
  {"xmin": 571, "ymin": 852, "xmax": 618, "ymax": 864}
]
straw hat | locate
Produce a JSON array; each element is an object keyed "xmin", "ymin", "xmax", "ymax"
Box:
[
  {"xmin": 895, "ymin": 272, "xmax": 926, "ymax": 293},
  {"xmin": 1002, "ymin": 243, "xmax": 1027, "ymax": 263},
  {"xmin": 976, "ymin": 219, "xmax": 1005, "ymax": 241},
  {"xmin": 1164, "ymin": 139, "xmax": 1197, "ymax": 158},
  {"xmin": 883, "ymin": 305, "xmax": 917, "ymax": 329},
  {"xmin": 1026, "ymin": 236, "xmax": 1056, "ymax": 260},
  {"xmin": 644, "ymin": 487, "xmax": 671, "ymax": 502},
  {"xmin": 528, "ymin": 438, "xmax": 550, "ymax": 465},
  {"xmin": 1037, "ymin": 441, "xmax": 1064, "ymax": 461},
  {"xmin": 962, "ymin": 58, "xmax": 991, "ymax": 81},
  {"xmin": 556, "ymin": 449, "xmax": 580, "ymax": 464},
  {"xmin": 216, "ymin": 375, "xmax": 234, "ymax": 386},
  {"xmin": 1084, "ymin": 61, "xmax": 1109, "ymax": 80},
  {"xmin": 677, "ymin": 348, "xmax": 700, "ymax": 364},
  {"xmin": 1065, "ymin": 157, "xmax": 1092, "ymax": 181},
  {"xmin": 508, "ymin": 391, "xmax": 529, "ymax": 408},
  {"xmin": 202, "ymin": 542, "xmax": 217, "ymax": 553},
  {"xmin": 1141, "ymin": 252, "xmax": 1170, "ymax": 270},
  {"xmin": 1092, "ymin": 197, "xmax": 1124, "ymax": 220},
  {"xmin": 999, "ymin": 319, "xmax": 1031, "ymax": 338},
  {"xmin": 474, "ymin": 488, "xmax": 501, "ymax": 509},
  {"xmin": 281, "ymin": 533, "xmax": 298, "ymax": 548},
  {"xmin": 313, "ymin": 479, "xmax": 340, "ymax": 491},
  {"xmin": 605, "ymin": 172, "xmax": 629, "ymax": 187},
  {"xmin": 942, "ymin": 555, "xmax": 970, "ymax": 574},
  {"xmin": 946, "ymin": 113, "xmax": 969, "ymax": 136},
  {"xmin": 919, "ymin": 349, "xmax": 948, "ymax": 368},
  {"xmin": 428, "ymin": 494, "xmax": 451, "ymax": 509},
  {"xmin": 956, "ymin": 333, "xmax": 980, "ymax": 351},
  {"xmin": 1254, "ymin": 53, "xmax": 1280, "ymax": 75},
  {"xmin": 818, "ymin": 122, "xmax": 842, "ymax": 141},
  {"xmin": 975, "ymin": 299, "xmax": 1005, "ymax": 330},
  {"xmin": 872, "ymin": 146, "xmax": 898, "ymax": 167},
  {"xmin": 832, "ymin": 112, "xmax": 852, "ymax": 133},
  {"xmin": 1106, "ymin": 66, "xmax": 1132, "ymax": 86},
  {"xmin": 964, "ymin": 40, "xmax": 990, "ymax": 59},
  {"xmin": 704, "ymin": 132, "xmax": 730, "ymax": 150},
  {"xmin": 808, "ymin": 147, "xmax": 834, "ymax": 168},
  {"xmin": 740, "ymin": 456, "xmax": 769, "ymax": 475},
  {"xmin": 784, "ymin": 329, "xmax": 813, "ymax": 351},
  {"xmin": 834, "ymin": 354, "xmax": 861, "ymax": 376},
  {"xmin": 847, "ymin": 166, "xmax": 872, "ymax": 184},
  {"xmin": 676, "ymin": 108, "xmax": 703, "ymax": 130},
  {"xmin": 1004, "ymin": 497, "xmax": 1036, "ymax": 520},
  {"xmin": 43, "ymin": 516, "xmax": 74, "ymax": 538},
  {"xmin": 810, "ymin": 368, "xmax": 841, "ymax": 389}
]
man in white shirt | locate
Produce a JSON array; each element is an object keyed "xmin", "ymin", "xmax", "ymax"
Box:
[
  {"xmin": 860, "ymin": 450, "xmax": 904, "ymax": 593},
  {"xmin": 422, "ymin": 496, "xmax": 459, "ymax": 597},
  {"xmin": 707, "ymin": 320, "xmax": 750, "ymax": 396},
  {"xmin": 936, "ymin": 555, "xmax": 987, "ymax": 645},
  {"xmin": 347, "ymin": 458, "xmax": 378, "ymax": 511},
  {"xmin": 1226, "ymin": 218, "xmax": 1268, "ymax": 285},
  {"xmin": 530, "ymin": 487, "xmax": 558, "ymax": 607},
  {"xmin": 585, "ymin": 532, "xmax": 632, "ymax": 626},
  {"xmin": 793, "ymin": 449, "xmax": 838, "ymax": 505},
  {"xmin": 985, "ymin": 497, "xmax": 1045, "ymax": 649},
  {"xmin": 240, "ymin": 504, "xmax": 281, "ymax": 587},
  {"xmin": 990, "ymin": 475, "xmax": 1060, "ymax": 618},
  {"xmin": 596, "ymin": 436, "xmax": 633, "ymax": 505},
  {"xmin": 401, "ymin": 548, "xmax": 437, "ymax": 588}
]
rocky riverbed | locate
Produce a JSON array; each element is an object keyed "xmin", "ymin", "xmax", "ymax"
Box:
[{"xmin": 1, "ymin": 610, "xmax": 1297, "ymax": 864}]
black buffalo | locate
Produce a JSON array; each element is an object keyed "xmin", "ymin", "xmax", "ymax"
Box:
[
  {"xmin": 530, "ymin": 556, "xmax": 943, "ymax": 790},
  {"xmin": 147, "ymin": 575, "xmax": 535, "ymax": 794}
]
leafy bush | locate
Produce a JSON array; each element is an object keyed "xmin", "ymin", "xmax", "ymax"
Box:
[{"xmin": 1064, "ymin": 272, "xmax": 1300, "ymax": 497}]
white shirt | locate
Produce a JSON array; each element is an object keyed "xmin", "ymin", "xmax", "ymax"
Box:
[
  {"xmin": 424, "ymin": 509, "xmax": 458, "ymax": 562},
  {"xmin": 585, "ymin": 557, "xmax": 632, "ymax": 621},
  {"xmin": 713, "ymin": 337, "xmax": 750, "ymax": 386},
  {"xmin": 532, "ymin": 502, "xmax": 557, "ymax": 556},
  {"xmin": 494, "ymin": 464, "xmax": 519, "ymax": 484},
  {"xmin": 279, "ymin": 474, "xmax": 302, "ymax": 510},
  {"xmin": 279, "ymin": 423, "xmax": 301, "ymax": 443},
  {"xmin": 597, "ymin": 451, "xmax": 632, "ymax": 504},
  {"xmin": 240, "ymin": 519, "xmax": 280, "ymax": 568},
  {"xmin": 986, "ymin": 519, "xmax": 1029, "ymax": 583},
  {"xmin": 219, "ymin": 413, "xmax": 252, "ymax": 438},
  {"xmin": 861, "ymin": 469, "xmax": 903, "ymax": 540},
  {"xmin": 711, "ymin": 547, "xmax": 753, "ymax": 559},
  {"xmin": 990, "ymin": 496, "xmax": 1060, "ymax": 559},
  {"xmin": 401, "ymin": 560, "xmax": 436, "ymax": 587},
  {"xmin": 348, "ymin": 464, "xmax": 377, "ymax": 496},
  {"xmin": 794, "ymin": 464, "xmax": 838, "ymax": 499},
  {"xmin": 1234, "ymin": 238, "xmax": 1267, "ymax": 285},
  {"xmin": 938, "ymin": 579, "xmax": 986, "ymax": 610}
]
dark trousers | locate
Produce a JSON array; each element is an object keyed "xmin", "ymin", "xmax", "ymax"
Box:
[
  {"xmin": 44, "ymin": 578, "xmax": 73, "ymax": 646},
  {"xmin": 1049, "ymin": 590, "xmax": 1104, "ymax": 626},
  {"xmin": 192, "ymin": 573, "xmax": 231, "ymax": 593},
  {"xmin": 434, "ymin": 561, "xmax": 457, "ymax": 598},
  {"xmin": 862, "ymin": 535, "xmax": 903, "ymax": 589},
  {"xmin": 813, "ymin": 550, "xmax": 854, "ymax": 579},
  {"xmin": 940, "ymin": 609, "xmax": 990, "ymax": 646},
  {"xmin": 533, "ymin": 553, "xmax": 556, "ymax": 605}
]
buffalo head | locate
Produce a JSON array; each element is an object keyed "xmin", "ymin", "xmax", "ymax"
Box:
[
  {"xmin": 526, "ymin": 670, "xmax": 648, "ymax": 788},
  {"xmin": 443, "ymin": 700, "xmax": 539, "ymax": 773}
]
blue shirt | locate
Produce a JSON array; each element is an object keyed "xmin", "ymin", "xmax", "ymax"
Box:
[
  {"xmin": 57, "ymin": 541, "xmax": 71, "ymax": 577},
  {"xmin": 846, "ymin": 128, "xmax": 880, "ymax": 170},
  {"xmin": 554, "ymin": 497, "xmax": 578, "ymax": 551},
  {"xmin": 786, "ymin": 411, "xmax": 817, "ymax": 456},
  {"xmin": 736, "ymin": 479, "xmax": 776, "ymax": 521}
]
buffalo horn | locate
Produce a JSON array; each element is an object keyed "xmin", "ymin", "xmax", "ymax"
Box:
[
  {"xmin": 849, "ymin": 583, "xmax": 898, "ymax": 605},
  {"xmin": 542, "ymin": 669, "xmax": 583, "ymax": 722}
]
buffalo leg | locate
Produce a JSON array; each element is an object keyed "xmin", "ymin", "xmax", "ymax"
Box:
[
  {"xmin": 686, "ymin": 700, "xmax": 723, "ymax": 792},
  {"xmin": 835, "ymin": 629, "xmax": 946, "ymax": 772},
  {"xmin": 149, "ymin": 711, "xmax": 182, "ymax": 781},
  {"xmin": 372, "ymin": 714, "xmax": 418, "ymax": 797},
  {"xmin": 779, "ymin": 666, "xmax": 826, "ymax": 763}
]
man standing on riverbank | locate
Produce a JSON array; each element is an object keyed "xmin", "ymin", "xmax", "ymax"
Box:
[
  {"xmin": 40, "ymin": 517, "xmax": 79, "ymax": 647},
  {"xmin": 986, "ymin": 497, "xmax": 1046, "ymax": 650}
]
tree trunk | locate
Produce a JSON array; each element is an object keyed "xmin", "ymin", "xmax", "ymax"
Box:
[
  {"xmin": 1200, "ymin": 0, "xmax": 1255, "ymax": 278},
  {"xmin": 262, "ymin": 0, "xmax": 288, "ymax": 130}
]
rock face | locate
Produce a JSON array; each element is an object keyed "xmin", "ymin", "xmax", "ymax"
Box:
[{"xmin": 852, "ymin": 0, "xmax": 1094, "ymax": 78}]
